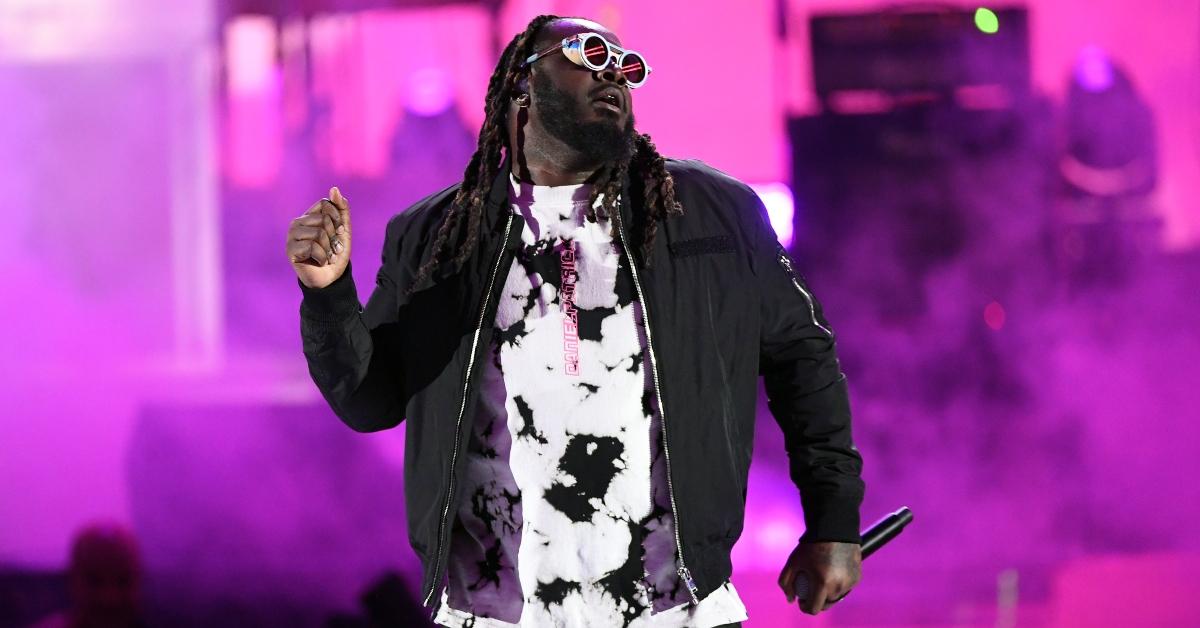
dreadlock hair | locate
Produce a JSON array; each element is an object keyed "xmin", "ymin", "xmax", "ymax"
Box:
[{"xmin": 406, "ymin": 14, "xmax": 683, "ymax": 297}]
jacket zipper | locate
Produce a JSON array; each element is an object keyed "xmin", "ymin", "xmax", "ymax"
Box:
[
  {"xmin": 776, "ymin": 246, "xmax": 833, "ymax": 338},
  {"xmin": 614, "ymin": 218, "xmax": 701, "ymax": 606},
  {"xmin": 422, "ymin": 214, "xmax": 517, "ymax": 609}
]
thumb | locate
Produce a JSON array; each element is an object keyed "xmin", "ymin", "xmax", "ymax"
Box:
[{"xmin": 330, "ymin": 186, "xmax": 351, "ymax": 235}]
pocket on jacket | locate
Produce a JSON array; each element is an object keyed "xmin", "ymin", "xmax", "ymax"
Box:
[{"xmin": 668, "ymin": 235, "xmax": 736, "ymax": 258}]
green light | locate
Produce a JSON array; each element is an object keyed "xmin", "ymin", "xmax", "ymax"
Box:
[{"xmin": 975, "ymin": 7, "xmax": 999, "ymax": 34}]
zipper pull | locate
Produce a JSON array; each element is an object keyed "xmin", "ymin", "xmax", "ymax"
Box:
[
  {"xmin": 427, "ymin": 585, "xmax": 442, "ymax": 620},
  {"xmin": 678, "ymin": 566, "xmax": 700, "ymax": 605},
  {"xmin": 777, "ymin": 247, "xmax": 792, "ymax": 270},
  {"xmin": 774, "ymin": 245, "xmax": 835, "ymax": 338}
]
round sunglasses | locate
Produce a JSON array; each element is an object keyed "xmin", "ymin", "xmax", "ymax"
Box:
[{"xmin": 523, "ymin": 32, "xmax": 652, "ymax": 88}]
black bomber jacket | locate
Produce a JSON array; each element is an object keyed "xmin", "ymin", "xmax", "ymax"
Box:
[{"xmin": 298, "ymin": 158, "xmax": 865, "ymax": 612}]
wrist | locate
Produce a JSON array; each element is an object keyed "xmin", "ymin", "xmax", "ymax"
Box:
[
  {"xmin": 800, "ymin": 493, "xmax": 862, "ymax": 545},
  {"xmin": 299, "ymin": 262, "xmax": 360, "ymax": 321}
]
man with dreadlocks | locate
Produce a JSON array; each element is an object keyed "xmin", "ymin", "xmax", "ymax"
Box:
[{"xmin": 287, "ymin": 15, "xmax": 864, "ymax": 628}]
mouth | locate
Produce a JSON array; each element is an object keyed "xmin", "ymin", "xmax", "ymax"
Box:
[{"xmin": 591, "ymin": 89, "xmax": 624, "ymax": 114}]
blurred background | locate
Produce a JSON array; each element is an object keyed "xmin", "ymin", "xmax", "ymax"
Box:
[{"xmin": 2, "ymin": 0, "xmax": 1199, "ymax": 626}]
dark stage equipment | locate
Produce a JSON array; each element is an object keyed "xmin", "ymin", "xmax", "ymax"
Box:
[
  {"xmin": 810, "ymin": 6, "xmax": 1030, "ymax": 108},
  {"xmin": 1052, "ymin": 48, "xmax": 1162, "ymax": 289},
  {"xmin": 789, "ymin": 5, "xmax": 1054, "ymax": 304},
  {"xmin": 220, "ymin": 0, "xmax": 501, "ymax": 19},
  {"xmin": 787, "ymin": 4, "xmax": 1055, "ymax": 433}
]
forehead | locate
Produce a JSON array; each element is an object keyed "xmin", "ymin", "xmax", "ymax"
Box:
[{"xmin": 537, "ymin": 18, "xmax": 623, "ymax": 48}]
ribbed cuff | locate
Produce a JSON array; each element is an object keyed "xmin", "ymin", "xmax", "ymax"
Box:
[
  {"xmin": 799, "ymin": 493, "xmax": 863, "ymax": 544},
  {"xmin": 299, "ymin": 262, "xmax": 361, "ymax": 323}
]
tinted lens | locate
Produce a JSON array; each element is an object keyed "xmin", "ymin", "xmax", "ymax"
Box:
[
  {"xmin": 581, "ymin": 35, "xmax": 611, "ymax": 68},
  {"xmin": 620, "ymin": 53, "xmax": 648, "ymax": 84}
]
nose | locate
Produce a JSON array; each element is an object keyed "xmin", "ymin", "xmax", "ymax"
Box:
[{"xmin": 596, "ymin": 61, "xmax": 628, "ymax": 87}]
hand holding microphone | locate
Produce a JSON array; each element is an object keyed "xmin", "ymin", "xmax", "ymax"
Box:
[{"xmin": 779, "ymin": 507, "xmax": 913, "ymax": 615}]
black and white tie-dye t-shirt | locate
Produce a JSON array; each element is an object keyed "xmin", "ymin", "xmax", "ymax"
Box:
[{"xmin": 433, "ymin": 177, "xmax": 747, "ymax": 628}]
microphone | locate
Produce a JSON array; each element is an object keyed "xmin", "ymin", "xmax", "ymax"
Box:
[{"xmin": 792, "ymin": 506, "xmax": 913, "ymax": 601}]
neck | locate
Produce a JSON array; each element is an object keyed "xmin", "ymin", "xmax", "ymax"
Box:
[
  {"xmin": 517, "ymin": 162, "xmax": 600, "ymax": 186},
  {"xmin": 510, "ymin": 131, "xmax": 605, "ymax": 186}
]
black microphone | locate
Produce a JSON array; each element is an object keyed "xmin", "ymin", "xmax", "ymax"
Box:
[{"xmin": 792, "ymin": 506, "xmax": 913, "ymax": 601}]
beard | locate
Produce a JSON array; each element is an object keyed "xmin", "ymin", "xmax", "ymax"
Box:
[{"xmin": 532, "ymin": 76, "xmax": 636, "ymax": 166}]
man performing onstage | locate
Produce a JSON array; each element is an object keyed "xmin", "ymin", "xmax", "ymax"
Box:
[{"xmin": 287, "ymin": 15, "xmax": 864, "ymax": 627}]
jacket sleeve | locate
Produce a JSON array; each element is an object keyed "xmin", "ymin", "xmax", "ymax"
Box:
[
  {"xmin": 745, "ymin": 188, "xmax": 865, "ymax": 544},
  {"xmin": 298, "ymin": 215, "xmax": 408, "ymax": 433}
]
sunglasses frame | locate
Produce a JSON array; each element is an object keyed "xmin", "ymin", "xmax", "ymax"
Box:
[{"xmin": 522, "ymin": 32, "xmax": 652, "ymax": 88}]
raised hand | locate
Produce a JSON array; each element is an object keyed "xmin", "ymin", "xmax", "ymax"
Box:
[{"xmin": 287, "ymin": 187, "xmax": 352, "ymax": 289}]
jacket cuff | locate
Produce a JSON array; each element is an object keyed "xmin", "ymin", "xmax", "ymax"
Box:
[
  {"xmin": 800, "ymin": 493, "xmax": 862, "ymax": 544},
  {"xmin": 299, "ymin": 262, "xmax": 361, "ymax": 323}
]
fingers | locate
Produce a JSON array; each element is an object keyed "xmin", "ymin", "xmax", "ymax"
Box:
[
  {"xmin": 301, "ymin": 198, "xmax": 340, "ymax": 227},
  {"xmin": 305, "ymin": 240, "xmax": 330, "ymax": 265},
  {"xmin": 301, "ymin": 196, "xmax": 343, "ymax": 232},
  {"xmin": 330, "ymin": 186, "xmax": 347, "ymax": 211},
  {"xmin": 288, "ymin": 189, "xmax": 352, "ymax": 268},
  {"xmin": 782, "ymin": 541, "xmax": 861, "ymax": 615},
  {"xmin": 802, "ymin": 575, "xmax": 828, "ymax": 615},
  {"xmin": 810, "ymin": 579, "xmax": 855, "ymax": 613},
  {"xmin": 288, "ymin": 223, "xmax": 333, "ymax": 266},
  {"xmin": 316, "ymin": 200, "xmax": 347, "ymax": 256},
  {"xmin": 777, "ymin": 565, "xmax": 797, "ymax": 604},
  {"xmin": 292, "ymin": 212, "xmax": 336, "ymax": 241},
  {"xmin": 823, "ymin": 587, "xmax": 852, "ymax": 611},
  {"xmin": 293, "ymin": 224, "xmax": 331, "ymax": 252},
  {"xmin": 330, "ymin": 186, "xmax": 351, "ymax": 233},
  {"xmin": 800, "ymin": 575, "xmax": 854, "ymax": 614},
  {"xmin": 318, "ymin": 199, "xmax": 341, "ymax": 228},
  {"xmin": 319, "ymin": 212, "xmax": 345, "ymax": 255},
  {"xmin": 287, "ymin": 237, "xmax": 329, "ymax": 266},
  {"xmin": 323, "ymin": 213, "xmax": 337, "ymax": 240}
]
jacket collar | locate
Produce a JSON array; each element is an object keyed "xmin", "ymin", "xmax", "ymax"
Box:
[
  {"xmin": 433, "ymin": 155, "xmax": 519, "ymax": 280},
  {"xmin": 484, "ymin": 156, "xmax": 637, "ymax": 230},
  {"xmin": 483, "ymin": 154, "xmax": 514, "ymax": 238}
]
